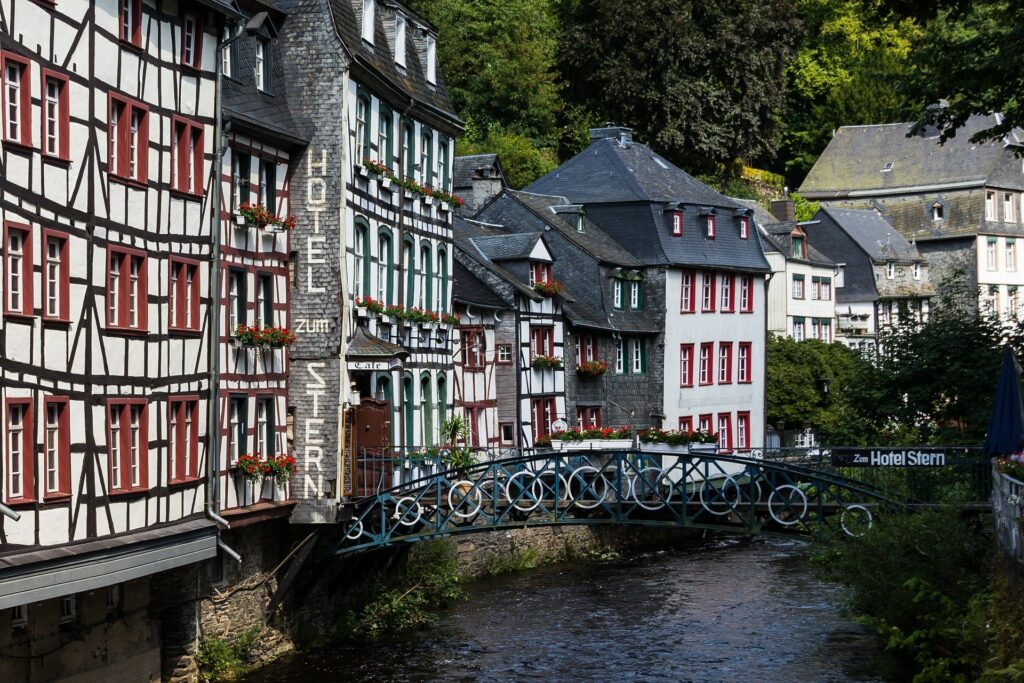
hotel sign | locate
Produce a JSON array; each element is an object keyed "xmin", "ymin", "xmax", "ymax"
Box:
[{"xmin": 830, "ymin": 449, "xmax": 947, "ymax": 467}]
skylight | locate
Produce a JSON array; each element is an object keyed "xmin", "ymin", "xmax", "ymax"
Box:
[{"xmin": 881, "ymin": 161, "xmax": 894, "ymax": 173}]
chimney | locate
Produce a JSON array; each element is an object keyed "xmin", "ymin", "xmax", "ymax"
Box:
[
  {"xmin": 589, "ymin": 126, "xmax": 633, "ymax": 145},
  {"xmin": 770, "ymin": 200, "xmax": 795, "ymax": 223}
]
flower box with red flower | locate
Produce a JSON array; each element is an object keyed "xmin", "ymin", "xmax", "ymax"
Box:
[
  {"xmin": 237, "ymin": 203, "xmax": 295, "ymax": 232},
  {"xmin": 532, "ymin": 354, "xmax": 563, "ymax": 370},
  {"xmin": 576, "ymin": 360, "xmax": 608, "ymax": 377},
  {"xmin": 262, "ymin": 326, "xmax": 296, "ymax": 348},
  {"xmin": 534, "ymin": 281, "xmax": 564, "ymax": 297},
  {"xmin": 549, "ymin": 426, "xmax": 633, "ymax": 451},
  {"xmin": 232, "ymin": 453, "xmax": 263, "ymax": 483},
  {"xmin": 232, "ymin": 325, "xmax": 263, "ymax": 348},
  {"xmin": 355, "ymin": 296, "xmax": 385, "ymax": 315},
  {"xmin": 441, "ymin": 313, "xmax": 460, "ymax": 326}
]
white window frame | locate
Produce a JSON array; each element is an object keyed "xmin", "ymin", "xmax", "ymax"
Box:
[
  {"xmin": 1008, "ymin": 240, "xmax": 1017, "ymax": 271},
  {"xmin": 613, "ymin": 280, "xmax": 623, "ymax": 308},
  {"xmin": 631, "ymin": 339, "xmax": 642, "ymax": 374},
  {"xmin": 886, "ymin": 262, "xmax": 896, "ymax": 279},
  {"xmin": 630, "ymin": 281, "xmax": 640, "ymax": 309},
  {"xmin": 361, "ymin": 0, "xmax": 375, "ymax": 43},
  {"xmin": 4, "ymin": 61, "xmax": 22, "ymax": 141},
  {"xmin": 45, "ymin": 402, "xmax": 60, "ymax": 494},
  {"xmin": 988, "ymin": 238, "xmax": 998, "ymax": 271},
  {"xmin": 425, "ymin": 34, "xmax": 437, "ymax": 84},
  {"xmin": 394, "ymin": 15, "xmax": 407, "ymax": 66},
  {"xmin": 987, "ymin": 191, "xmax": 996, "ymax": 220},
  {"xmin": 7, "ymin": 404, "xmax": 24, "ymax": 499},
  {"xmin": 615, "ymin": 338, "xmax": 624, "ymax": 374},
  {"xmin": 1006, "ymin": 193, "xmax": 1015, "ymax": 222},
  {"xmin": 58, "ymin": 596, "xmax": 75, "ymax": 625},
  {"xmin": 44, "ymin": 77, "xmax": 61, "ymax": 156},
  {"xmin": 255, "ymin": 41, "xmax": 266, "ymax": 92}
]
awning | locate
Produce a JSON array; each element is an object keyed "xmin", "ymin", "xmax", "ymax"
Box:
[{"xmin": 0, "ymin": 518, "xmax": 217, "ymax": 609}]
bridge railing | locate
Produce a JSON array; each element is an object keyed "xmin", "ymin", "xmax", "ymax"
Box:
[
  {"xmin": 994, "ymin": 469, "xmax": 1024, "ymax": 564},
  {"xmin": 758, "ymin": 446, "xmax": 990, "ymax": 504}
]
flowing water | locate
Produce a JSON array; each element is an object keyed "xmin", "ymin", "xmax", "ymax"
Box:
[{"xmin": 244, "ymin": 537, "xmax": 890, "ymax": 682}]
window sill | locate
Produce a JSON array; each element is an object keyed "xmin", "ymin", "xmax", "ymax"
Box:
[
  {"xmin": 169, "ymin": 327, "xmax": 203, "ymax": 337},
  {"xmin": 109, "ymin": 174, "xmax": 148, "ymax": 191},
  {"xmin": 169, "ymin": 477, "xmax": 202, "ymax": 488},
  {"xmin": 169, "ymin": 188, "xmax": 204, "ymax": 201},
  {"xmin": 118, "ymin": 38, "xmax": 146, "ymax": 54},
  {"xmin": 2, "ymin": 139, "xmax": 35, "ymax": 154},
  {"xmin": 42, "ymin": 315, "xmax": 71, "ymax": 326},
  {"xmin": 3, "ymin": 497, "xmax": 36, "ymax": 507},
  {"xmin": 108, "ymin": 487, "xmax": 149, "ymax": 498},
  {"xmin": 41, "ymin": 153, "xmax": 72, "ymax": 167},
  {"xmin": 178, "ymin": 62, "xmax": 203, "ymax": 77},
  {"xmin": 740, "ymin": 310, "xmax": 755, "ymax": 314},
  {"xmin": 42, "ymin": 493, "xmax": 71, "ymax": 504},
  {"xmin": 4, "ymin": 311, "xmax": 34, "ymax": 322},
  {"xmin": 106, "ymin": 325, "xmax": 149, "ymax": 337}
]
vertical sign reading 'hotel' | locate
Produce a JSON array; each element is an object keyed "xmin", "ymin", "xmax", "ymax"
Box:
[{"xmin": 291, "ymin": 148, "xmax": 342, "ymax": 520}]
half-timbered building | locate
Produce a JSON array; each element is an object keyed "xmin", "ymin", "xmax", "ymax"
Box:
[
  {"xmin": 526, "ymin": 127, "xmax": 771, "ymax": 452},
  {"xmin": 279, "ymin": 0, "xmax": 461, "ymax": 521},
  {"xmin": 0, "ymin": 0, "xmax": 238, "ymax": 676},
  {"xmin": 452, "ymin": 216, "xmax": 566, "ymax": 448}
]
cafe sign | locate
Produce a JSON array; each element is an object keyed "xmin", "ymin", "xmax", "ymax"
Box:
[{"xmin": 830, "ymin": 449, "xmax": 947, "ymax": 467}]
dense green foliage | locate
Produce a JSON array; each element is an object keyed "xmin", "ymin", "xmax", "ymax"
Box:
[
  {"xmin": 813, "ymin": 508, "xmax": 993, "ymax": 681},
  {"xmin": 196, "ymin": 627, "xmax": 261, "ymax": 681},
  {"xmin": 411, "ymin": 0, "xmax": 1020, "ymax": 190}
]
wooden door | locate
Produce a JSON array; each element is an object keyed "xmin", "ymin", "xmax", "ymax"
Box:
[{"xmin": 353, "ymin": 398, "xmax": 391, "ymax": 497}]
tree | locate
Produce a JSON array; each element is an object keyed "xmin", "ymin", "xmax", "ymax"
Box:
[
  {"xmin": 779, "ymin": 0, "xmax": 922, "ymax": 186},
  {"xmin": 904, "ymin": 1, "xmax": 1024, "ymax": 147},
  {"xmin": 558, "ymin": 0, "xmax": 801, "ymax": 176}
]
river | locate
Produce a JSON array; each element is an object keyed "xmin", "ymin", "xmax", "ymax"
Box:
[{"xmin": 244, "ymin": 536, "xmax": 890, "ymax": 682}]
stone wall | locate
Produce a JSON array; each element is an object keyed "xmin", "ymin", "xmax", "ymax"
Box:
[{"xmin": 455, "ymin": 524, "xmax": 701, "ymax": 578}]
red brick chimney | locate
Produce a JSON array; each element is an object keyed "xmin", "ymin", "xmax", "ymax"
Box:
[{"xmin": 770, "ymin": 200, "xmax": 795, "ymax": 223}]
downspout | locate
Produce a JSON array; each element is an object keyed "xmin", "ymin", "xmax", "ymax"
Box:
[
  {"xmin": 396, "ymin": 98, "xmax": 415, "ymax": 448},
  {"xmin": 207, "ymin": 29, "xmax": 226, "ymax": 522}
]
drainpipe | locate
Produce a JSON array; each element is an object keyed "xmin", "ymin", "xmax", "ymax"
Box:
[{"xmin": 0, "ymin": 503, "xmax": 19, "ymax": 522}]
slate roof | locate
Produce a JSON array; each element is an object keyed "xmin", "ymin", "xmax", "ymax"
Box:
[
  {"xmin": 454, "ymin": 154, "xmax": 504, "ymax": 189},
  {"xmin": 347, "ymin": 326, "xmax": 409, "ymax": 359},
  {"xmin": 452, "ymin": 216, "xmax": 542, "ymax": 302},
  {"xmin": 732, "ymin": 198, "xmax": 780, "ymax": 229},
  {"xmin": 223, "ymin": 4, "xmax": 306, "ymax": 146},
  {"xmin": 759, "ymin": 222, "xmax": 834, "ymax": 266},
  {"xmin": 820, "ymin": 208, "xmax": 923, "ymax": 262},
  {"xmin": 800, "ymin": 114, "xmax": 1024, "ymax": 197},
  {"xmin": 452, "ymin": 259, "xmax": 507, "ymax": 308},
  {"xmin": 470, "ymin": 233, "xmax": 544, "ymax": 262},
  {"xmin": 526, "ymin": 136, "xmax": 738, "ymax": 207},
  {"xmin": 325, "ymin": 0, "xmax": 461, "ymax": 133}
]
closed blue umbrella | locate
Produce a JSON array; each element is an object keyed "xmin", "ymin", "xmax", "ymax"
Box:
[{"xmin": 984, "ymin": 346, "xmax": 1024, "ymax": 456}]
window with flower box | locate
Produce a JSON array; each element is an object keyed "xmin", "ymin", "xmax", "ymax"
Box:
[
  {"xmin": 43, "ymin": 397, "xmax": 70, "ymax": 499},
  {"xmin": 107, "ymin": 247, "xmax": 148, "ymax": 331},
  {"xmin": 108, "ymin": 94, "xmax": 148, "ymax": 183},
  {"xmin": 259, "ymin": 158, "xmax": 276, "ymax": 214},
  {"xmin": 530, "ymin": 261, "xmax": 552, "ymax": 286},
  {"xmin": 531, "ymin": 326, "xmax": 554, "ymax": 357},
  {"xmin": 107, "ymin": 399, "xmax": 147, "ymax": 492},
  {"xmin": 5, "ymin": 222, "xmax": 32, "ymax": 318},
  {"xmin": 531, "ymin": 397, "xmax": 557, "ymax": 442},
  {"xmin": 228, "ymin": 396, "xmax": 247, "ymax": 460},
  {"xmin": 679, "ymin": 416, "xmax": 693, "ymax": 432},
  {"xmin": 41, "ymin": 69, "xmax": 70, "ymax": 160},
  {"xmin": 233, "ymin": 151, "xmax": 251, "ymax": 207},
  {"xmin": 577, "ymin": 407, "xmax": 601, "ymax": 429},
  {"xmin": 698, "ymin": 414, "xmax": 711, "ymax": 434},
  {"xmin": 5, "ymin": 398, "xmax": 33, "ymax": 502},
  {"xmin": 576, "ymin": 335, "xmax": 596, "ymax": 365},
  {"xmin": 3, "ymin": 51, "xmax": 31, "ymax": 147},
  {"xmin": 168, "ymin": 397, "xmax": 198, "ymax": 483}
]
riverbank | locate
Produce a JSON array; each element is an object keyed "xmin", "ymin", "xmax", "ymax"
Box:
[{"xmin": 241, "ymin": 537, "xmax": 887, "ymax": 682}]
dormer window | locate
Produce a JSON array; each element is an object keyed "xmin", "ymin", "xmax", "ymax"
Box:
[
  {"xmin": 362, "ymin": 0, "xmax": 375, "ymax": 44},
  {"xmin": 671, "ymin": 211, "xmax": 682, "ymax": 236},
  {"xmin": 913, "ymin": 262, "xmax": 921, "ymax": 280},
  {"xmin": 881, "ymin": 161, "xmax": 894, "ymax": 173},
  {"xmin": 706, "ymin": 215, "xmax": 715, "ymax": 239},
  {"xmin": 987, "ymin": 190, "xmax": 996, "ymax": 220},
  {"xmin": 394, "ymin": 15, "xmax": 406, "ymax": 66},
  {"xmin": 739, "ymin": 217, "xmax": 749, "ymax": 240},
  {"xmin": 529, "ymin": 262, "xmax": 552, "ymax": 286},
  {"xmin": 932, "ymin": 203, "xmax": 944, "ymax": 221},
  {"xmin": 255, "ymin": 39, "xmax": 271, "ymax": 93},
  {"xmin": 576, "ymin": 213, "xmax": 585, "ymax": 233},
  {"xmin": 425, "ymin": 35, "xmax": 437, "ymax": 84},
  {"xmin": 887, "ymin": 262, "xmax": 896, "ymax": 279},
  {"xmin": 791, "ymin": 235, "xmax": 805, "ymax": 259}
]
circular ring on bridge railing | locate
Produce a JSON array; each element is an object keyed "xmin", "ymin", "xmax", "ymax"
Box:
[
  {"xmin": 504, "ymin": 471, "xmax": 544, "ymax": 512},
  {"xmin": 840, "ymin": 504, "xmax": 872, "ymax": 537},
  {"xmin": 447, "ymin": 482, "xmax": 483, "ymax": 518},
  {"xmin": 632, "ymin": 467, "xmax": 673, "ymax": 511},
  {"xmin": 395, "ymin": 497, "xmax": 423, "ymax": 527},
  {"xmin": 567, "ymin": 466, "xmax": 609, "ymax": 509},
  {"xmin": 345, "ymin": 519, "xmax": 364, "ymax": 540},
  {"xmin": 699, "ymin": 475, "xmax": 741, "ymax": 516},
  {"xmin": 767, "ymin": 485, "xmax": 808, "ymax": 527},
  {"xmin": 534, "ymin": 469, "xmax": 570, "ymax": 503}
]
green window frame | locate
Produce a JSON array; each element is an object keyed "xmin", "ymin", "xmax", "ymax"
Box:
[
  {"xmin": 354, "ymin": 217, "xmax": 372, "ymax": 300},
  {"xmin": 437, "ymin": 247, "xmax": 448, "ymax": 313},
  {"xmin": 420, "ymin": 244, "xmax": 433, "ymax": 309},
  {"xmin": 420, "ymin": 373, "xmax": 433, "ymax": 446},
  {"xmin": 403, "ymin": 373, "xmax": 414, "ymax": 447},
  {"xmin": 436, "ymin": 374, "xmax": 447, "ymax": 432},
  {"xmin": 403, "ymin": 237, "xmax": 415, "ymax": 306},
  {"xmin": 377, "ymin": 228, "xmax": 394, "ymax": 304},
  {"xmin": 403, "ymin": 123, "xmax": 416, "ymax": 179}
]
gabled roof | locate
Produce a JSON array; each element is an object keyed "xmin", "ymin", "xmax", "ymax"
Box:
[
  {"xmin": 525, "ymin": 136, "xmax": 738, "ymax": 207},
  {"xmin": 454, "ymin": 154, "xmax": 506, "ymax": 190},
  {"xmin": 223, "ymin": 5, "xmax": 306, "ymax": 146},
  {"xmin": 452, "ymin": 217, "xmax": 542, "ymax": 302},
  {"xmin": 452, "ymin": 260, "xmax": 507, "ymax": 309},
  {"xmin": 759, "ymin": 222, "xmax": 834, "ymax": 267},
  {"xmin": 324, "ymin": 0, "xmax": 461, "ymax": 133},
  {"xmin": 800, "ymin": 114, "xmax": 1024, "ymax": 197},
  {"xmin": 819, "ymin": 208, "xmax": 923, "ymax": 262},
  {"xmin": 469, "ymin": 232, "xmax": 545, "ymax": 262}
]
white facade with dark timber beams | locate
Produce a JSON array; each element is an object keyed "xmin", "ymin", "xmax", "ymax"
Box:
[
  {"xmin": 0, "ymin": 0, "xmax": 239, "ymax": 675},
  {"xmin": 279, "ymin": 0, "xmax": 461, "ymax": 522}
]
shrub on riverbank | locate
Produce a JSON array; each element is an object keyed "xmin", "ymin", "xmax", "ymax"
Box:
[
  {"xmin": 339, "ymin": 540, "xmax": 465, "ymax": 640},
  {"xmin": 813, "ymin": 508, "xmax": 998, "ymax": 681}
]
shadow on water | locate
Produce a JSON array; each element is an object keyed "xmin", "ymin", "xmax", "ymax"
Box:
[{"xmin": 244, "ymin": 537, "xmax": 891, "ymax": 682}]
